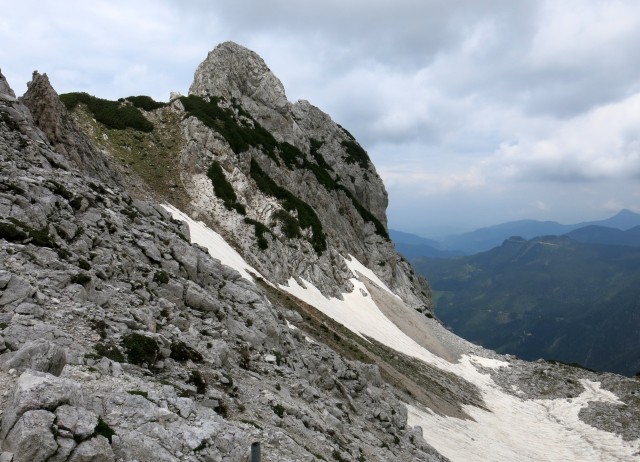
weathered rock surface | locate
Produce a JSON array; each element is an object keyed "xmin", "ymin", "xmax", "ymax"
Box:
[
  {"xmin": 190, "ymin": 42, "xmax": 294, "ymax": 143},
  {"xmin": 20, "ymin": 72, "xmax": 128, "ymax": 191},
  {"xmin": 1, "ymin": 70, "xmax": 445, "ymax": 460},
  {"xmin": 184, "ymin": 42, "xmax": 432, "ymax": 314}
]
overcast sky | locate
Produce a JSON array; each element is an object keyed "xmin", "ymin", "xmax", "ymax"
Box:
[{"xmin": 1, "ymin": 0, "xmax": 639, "ymax": 236}]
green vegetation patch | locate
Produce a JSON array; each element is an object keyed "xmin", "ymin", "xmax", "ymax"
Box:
[
  {"xmin": 416, "ymin": 236, "xmax": 640, "ymax": 376},
  {"xmin": 153, "ymin": 270, "xmax": 169, "ymax": 284},
  {"xmin": 70, "ymin": 273, "xmax": 91, "ymax": 285},
  {"xmin": 93, "ymin": 416, "xmax": 116, "ymax": 443},
  {"xmin": 244, "ymin": 218, "xmax": 271, "ymax": 250},
  {"xmin": 46, "ymin": 180, "xmax": 73, "ymax": 200},
  {"xmin": 307, "ymin": 139, "xmax": 388, "ymax": 239},
  {"xmin": 170, "ymin": 341, "xmax": 203, "ymax": 363},
  {"xmin": 187, "ymin": 370, "xmax": 207, "ymax": 395},
  {"xmin": 271, "ymin": 403, "xmax": 285, "ymax": 418},
  {"xmin": 179, "ymin": 95, "xmax": 279, "ymax": 161},
  {"xmin": 127, "ymin": 390, "xmax": 149, "ymax": 399},
  {"xmin": 95, "ymin": 343, "xmax": 125, "ymax": 363},
  {"xmin": 60, "ymin": 92, "xmax": 153, "ymax": 132},
  {"xmin": 249, "ymin": 159, "xmax": 326, "ymax": 253},
  {"xmin": 121, "ymin": 95, "xmax": 167, "ymax": 111},
  {"xmin": 180, "ymin": 97, "xmax": 384, "ymax": 240},
  {"xmin": 279, "ymin": 142, "xmax": 305, "ymax": 169},
  {"xmin": 193, "ymin": 440, "xmax": 208, "ymax": 452},
  {"xmin": 0, "ymin": 217, "xmax": 57, "ymax": 248},
  {"xmin": 122, "ymin": 333, "xmax": 159, "ymax": 367},
  {"xmin": 73, "ymin": 102, "xmax": 190, "ymax": 211},
  {"xmin": 0, "ymin": 220, "xmax": 28, "ymax": 242},
  {"xmin": 341, "ymin": 139, "xmax": 371, "ymax": 168},
  {"xmin": 206, "ymin": 161, "xmax": 246, "ymax": 214},
  {"xmin": 272, "ymin": 210, "xmax": 301, "ymax": 239}
]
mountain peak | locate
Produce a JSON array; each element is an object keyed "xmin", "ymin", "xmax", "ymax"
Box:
[
  {"xmin": 189, "ymin": 42, "xmax": 291, "ymax": 136},
  {"xmin": 22, "ymin": 71, "xmax": 67, "ymax": 143},
  {"xmin": 614, "ymin": 208, "xmax": 637, "ymax": 218}
]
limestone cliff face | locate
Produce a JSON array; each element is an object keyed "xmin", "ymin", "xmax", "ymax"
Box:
[{"xmin": 182, "ymin": 42, "xmax": 432, "ymax": 313}]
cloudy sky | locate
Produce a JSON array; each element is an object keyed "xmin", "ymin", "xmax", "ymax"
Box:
[{"xmin": 2, "ymin": 0, "xmax": 639, "ymax": 236}]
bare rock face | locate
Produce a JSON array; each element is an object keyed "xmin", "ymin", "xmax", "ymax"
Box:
[
  {"xmin": 0, "ymin": 70, "xmax": 16, "ymax": 99},
  {"xmin": 189, "ymin": 41, "xmax": 294, "ymax": 143},
  {"xmin": 184, "ymin": 42, "xmax": 432, "ymax": 313},
  {"xmin": 2, "ymin": 46, "xmax": 640, "ymax": 462}
]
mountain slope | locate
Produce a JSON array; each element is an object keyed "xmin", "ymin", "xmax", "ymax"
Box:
[
  {"xmin": 59, "ymin": 42, "xmax": 432, "ymax": 318},
  {"xmin": 390, "ymin": 229, "xmax": 466, "ymax": 258},
  {"xmin": 1, "ymin": 45, "xmax": 640, "ymax": 462},
  {"xmin": 565, "ymin": 225, "xmax": 640, "ymax": 247},
  {"xmin": 1, "ymin": 68, "xmax": 445, "ymax": 462},
  {"xmin": 413, "ymin": 235, "xmax": 640, "ymax": 376}
]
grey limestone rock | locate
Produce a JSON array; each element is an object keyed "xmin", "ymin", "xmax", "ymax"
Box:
[
  {"xmin": 0, "ymin": 370, "xmax": 80, "ymax": 441},
  {"xmin": 0, "ymin": 276, "xmax": 34, "ymax": 308},
  {"xmin": 190, "ymin": 41, "xmax": 295, "ymax": 144},
  {"xmin": 182, "ymin": 42, "xmax": 432, "ymax": 313},
  {"xmin": 3, "ymin": 409, "xmax": 57, "ymax": 462},
  {"xmin": 55, "ymin": 405, "xmax": 98, "ymax": 440},
  {"xmin": 0, "ymin": 70, "xmax": 16, "ymax": 99},
  {"xmin": 67, "ymin": 436, "xmax": 115, "ymax": 462},
  {"xmin": 2, "ymin": 339, "xmax": 67, "ymax": 376},
  {"xmin": 2, "ymin": 48, "xmax": 636, "ymax": 462},
  {"xmin": 21, "ymin": 72, "xmax": 122, "ymax": 188}
]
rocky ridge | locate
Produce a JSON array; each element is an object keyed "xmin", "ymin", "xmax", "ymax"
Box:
[
  {"xmin": 65, "ymin": 41, "xmax": 432, "ymax": 314},
  {"xmin": 0, "ymin": 68, "xmax": 444, "ymax": 461}
]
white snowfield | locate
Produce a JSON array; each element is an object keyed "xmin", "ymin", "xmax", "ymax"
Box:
[
  {"xmin": 162, "ymin": 204, "xmax": 263, "ymax": 282},
  {"xmin": 165, "ymin": 204, "xmax": 640, "ymax": 462}
]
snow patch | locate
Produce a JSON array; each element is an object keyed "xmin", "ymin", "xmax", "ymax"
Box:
[
  {"xmin": 344, "ymin": 254, "xmax": 401, "ymax": 300},
  {"xmin": 161, "ymin": 203, "xmax": 262, "ymax": 282},
  {"xmin": 164, "ymin": 208, "xmax": 639, "ymax": 461},
  {"xmin": 408, "ymin": 379, "xmax": 639, "ymax": 462},
  {"xmin": 279, "ymin": 254, "xmax": 640, "ymax": 462}
]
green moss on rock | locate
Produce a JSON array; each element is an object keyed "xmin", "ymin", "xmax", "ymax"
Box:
[{"xmin": 249, "ymin": 160, "xmax": 326, "ymax": 253}]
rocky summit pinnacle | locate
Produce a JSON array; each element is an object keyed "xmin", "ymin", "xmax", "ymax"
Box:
[
  {"xmin": 21, "ymin": 71, "xmax": 122, "ymax": 188},
  {"xmin": 190, "ymin": 41, "xmax": 292, "ymax": 139},
  {"xmin": 180, "ymin": 42, "xmax": 433, "ymax": 312}
]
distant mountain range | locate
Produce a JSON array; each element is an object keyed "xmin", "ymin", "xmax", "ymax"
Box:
[
  {"xmin": 392, "ymin": 209, "xmax": 640, "ymax": 256},
  {"xmin": 565, "ymin": 224, "xmax": 640, "ymax": 247},
  {"xmin": 389, "ymin": 229, "xmax": 465, "ymax": 258},
  {"xmin": 412, "ymin": 235, "xmax": 640, "ymax": 376}
]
